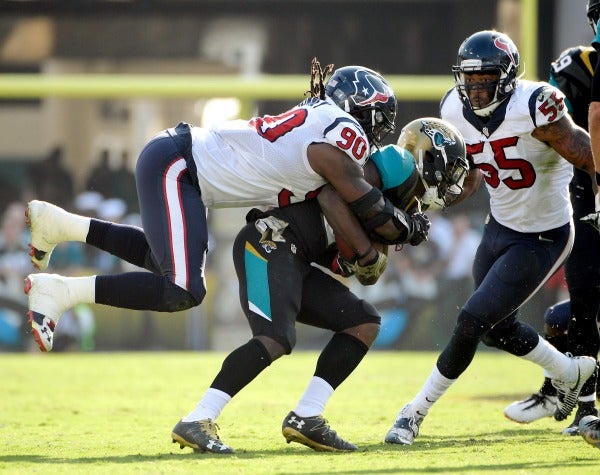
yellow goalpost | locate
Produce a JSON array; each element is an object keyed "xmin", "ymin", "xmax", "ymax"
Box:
[{"xmin": 0, "ymin": 1, "xmax": 537, "ymax": 101}]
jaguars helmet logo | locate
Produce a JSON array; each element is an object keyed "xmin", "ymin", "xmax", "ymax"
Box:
[{"xmin": 420, "ymin": 120, "xmax": 456, "ymax": 154}]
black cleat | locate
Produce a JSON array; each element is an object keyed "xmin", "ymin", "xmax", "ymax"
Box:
[
  {"xmin": 281, "ymin": 411, "xmax": 357, "ymax": 452},
  {"xmin": 171, "ymin": 419, "xmax": 235, "ymax": 454},
  {"xmin": 561, "ymin": 401, "xmax": 598, "ymax": 436}
]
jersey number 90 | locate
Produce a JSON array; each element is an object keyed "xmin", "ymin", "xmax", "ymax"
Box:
[{"xmin": 251, "ymin": 108, "xmax": 367, "ymax": 161}]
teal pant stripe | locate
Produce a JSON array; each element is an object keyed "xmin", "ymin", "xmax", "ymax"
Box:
[{"xmin": 245, "ymin": 247, "xmax": 272, "ymax": 321}]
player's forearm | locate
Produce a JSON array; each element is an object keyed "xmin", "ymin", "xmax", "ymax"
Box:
[
  {"xmin": 589, "ymin": 101, "xmax": 600, "ymax": 176},
  {"xmin": 317, "ymin": 185, "xmax": 373, "ymax": 259}
]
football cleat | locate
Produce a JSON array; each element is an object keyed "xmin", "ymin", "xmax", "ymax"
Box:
[
  {"xmin": 503, "ymin": 392, "xmax": 557, "ymax": 423},
  {"xmin": 24, "ymin": 273, "xmax": 72, "ymax": 352},
  {"xmin": 552, "ymin": 356, "xmax": 597, "ymax": 421},
  {"xmin": 26, "ymin": 200, "xmax": 76, "ymax": 270},
  {"xmin": 384, "ymin": 403, "xmax": 424, "ymax": 446},
  {"xmin": 171, "ymin": 419, "xmax": 235, "ymax": 454},
  {"xmin": 561, "ymin": 401, "xmax": 598, "ymax": 436},
  {"xmin": 281, "ymin": 411, "xmax": 357, "ymax": 452},
  {"xmin": 580, "ymin": 415, "xmax": 600, "ymax": 448}
]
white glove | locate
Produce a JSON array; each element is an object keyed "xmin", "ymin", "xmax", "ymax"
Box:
[{"xmin": 351, "ymin": 251, "xmax": 388, "ymax": 286}]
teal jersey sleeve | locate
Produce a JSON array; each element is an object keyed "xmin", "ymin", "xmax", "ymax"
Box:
[{"xmin": 369, "ymin": 145, "xmax": 416, "ymax": 192}]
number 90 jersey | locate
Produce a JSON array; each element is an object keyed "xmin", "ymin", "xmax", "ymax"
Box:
[
  {"xmin": 441, "ymin": 79, "xmax": 573, "ymax": 233},
  {"xmin": 189, "ymin": 96, "xmax": 370, "ymax": 209}
]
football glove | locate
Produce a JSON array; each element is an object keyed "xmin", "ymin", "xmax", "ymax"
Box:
[
  {"xmin": 581, "ymin": 212, "xmax": 600, "ymax": 231},
  {"xmin": 330, "ymin": 251, "xmax": 355, "ymax": 278},
  {"xmin": 581, "ymin": 192, "xmax": 600, "ymax": 232},
  {"xmin": 351, "ymin": 250, "xmax": 388, "ymax": 286},
  {"xmin": 409, "ymin": 212, "xmax": 430, "ymax": 246}
]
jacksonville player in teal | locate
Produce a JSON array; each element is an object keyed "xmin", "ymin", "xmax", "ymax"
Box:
[{"xmin": 171, "ymin": 117, "xmax": 469, "ymax": 453}]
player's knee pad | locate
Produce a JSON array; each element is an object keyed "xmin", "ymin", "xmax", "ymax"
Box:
[
  {"xmin": 481, "ymin": 321, "xmax": 518, "ymax": 349},
  {"xmin": 254, "ymin": 328, "xmax": 296, "ymax": 355},
  {"xmin": 156, "ymin": 279, "xmax": 200, "ymax": 312},
  {"xmin": 482, "ymin": 319, "xmax": 539, "ymax": 355},
  {"xmin": 454, "ymin": 309, "xmax": 491, "ymax": 340},
  {"xmin": 360, "ymin": 300, "xmax": 382, "ymax": 325},
  {"xmin": 273, "ymin": 330, "xmax": 296, "ymax": 355}
]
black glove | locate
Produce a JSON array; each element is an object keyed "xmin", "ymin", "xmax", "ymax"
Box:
[
  {"xmin": 581, "ymin": 212, "xmax": 600, "ymax": 232},
  {"xmin": 408, "ymin": 212, "xmax": 430, "ymax": 246},
  {"xmin": 330, "ymin": 251, "xmax": 355, "ymax": 278}
]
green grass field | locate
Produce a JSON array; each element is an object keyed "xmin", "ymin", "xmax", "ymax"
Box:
[{"xmin": 1, "ymin": 350, "xmax": 597, "ymax": 474}]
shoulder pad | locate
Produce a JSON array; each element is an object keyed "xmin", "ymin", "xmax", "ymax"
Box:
[
  {"xmin": 551, "ymin": 46, "xmax": 595, "ymax": 78},
  {"xmin": 369, "ymin": 145, "xmax": 416, "ymax": 192},
  {"xmin": 531, "ymin": 84, "xmax": 567, "ymax": 125}
]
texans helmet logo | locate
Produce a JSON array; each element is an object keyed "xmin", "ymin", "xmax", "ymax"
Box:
[
  {"xmin": 494, "ymin": 37, "xmax": 516, "ymax": 66},
  {"xmin": 353, "ymin": 69, "xmax": 393, "ymax": 106}
]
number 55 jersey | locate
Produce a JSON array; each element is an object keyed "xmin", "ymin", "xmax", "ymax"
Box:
[
  {"xmin": 188, "ymin": 96, "xmax": 370, "ymax": 209},
  {"xmin": 440, "ymin": 79, "xmax": 573, "ymax": 233}
]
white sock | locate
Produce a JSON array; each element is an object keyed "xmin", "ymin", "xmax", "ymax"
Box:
[
  {"xmin": 520, "ymin": 337, "xmax": 573, "ymax": 381},
  {"xmin": 579, "ymin": 393, "xmax": 597, "ymax": 403},
  {"xmin": 64, "ymin": 275, "xmax": 96, "ymax": 305},
  {"xmin": 67, "ymin": 213, "xmax": 92, "ymax": 242},
  {"xmin": 410, "ymin": 365, "xmax": 456, "ymax": 416},
  {"xmin": 181, "ymin": 388, "xmax": 231, "ymax": 422},
  {"xmin": 293, "ymin": 377, "xmax": 334, "ymax": 418}
]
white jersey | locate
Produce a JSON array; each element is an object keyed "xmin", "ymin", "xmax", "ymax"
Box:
[
  {"xmin": 189, "ymin": 97, "xmax": 370, "ymax": 208},
  {"xmin": 441, "ymin": 79, "xmax": 573, "ymax": 232}
]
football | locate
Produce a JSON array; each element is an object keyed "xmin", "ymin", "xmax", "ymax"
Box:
[{"xmin": 335, "ymin": 234, "xmax": 388, "ymax": 261}]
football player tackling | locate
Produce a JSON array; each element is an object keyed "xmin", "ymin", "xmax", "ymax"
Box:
[{"xmin": 24, "ymin": 59, "xmax": 429, "ymax": 353}]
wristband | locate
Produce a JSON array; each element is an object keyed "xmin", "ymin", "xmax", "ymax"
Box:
[{"xmin": 357, "ymin": 245, "xmax": 377, "ymax": 265}]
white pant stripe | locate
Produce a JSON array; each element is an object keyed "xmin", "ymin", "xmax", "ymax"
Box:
[{"xmin": 164, "ymin": 158, "xmax": 189, "ymax": 290}]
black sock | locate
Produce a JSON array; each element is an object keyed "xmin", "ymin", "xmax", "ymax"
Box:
[
  {"xmin": 95, "ymin": 273, "xmax": 196, "ymax": 311},
  {"xmin": 314, "ymin": 333, "xmax": 369, "ymax": 390},
  {"xmin": 87, "ymin": 219, "xmax": 150, "ymax": 269},
  {"xmin": 211, "ymin": 339, "xmax": 272, "ymax": 397}
]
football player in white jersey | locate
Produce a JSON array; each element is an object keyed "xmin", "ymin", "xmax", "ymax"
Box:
[
  {"xmin": 385, "ymin": 30, "xmax": 598, "ymax": 447},
  {"xmin": 24, "ymin": 59, "xmax": 431, "ymax": 353}
]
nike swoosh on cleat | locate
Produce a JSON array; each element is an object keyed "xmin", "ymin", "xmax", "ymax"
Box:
[{"xmin": 569, "ymin": 368, "xmax": 581, "ymax": 392}]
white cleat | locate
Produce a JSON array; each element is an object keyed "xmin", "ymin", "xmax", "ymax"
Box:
[
  {"xmin": 24, "ymin": 273, "xmax": 72, "ymax": 352},
  {"xmin": 503, "ymin": 392, "xmax": 557, "ymax": 423},
  {"xmin": 552, "ymin": 356, "xmax": 597, "ymax": 421},
  {"xmin": 580, "ymin": 415, "xmax": 600, "ymax": 448},
  {"xmin": 26, "ymin": 200, "xmax": 74, "ymax": 270},
  {"xmin": 384, "ymin": 404, "xmax": 424, "ymax": 446}
]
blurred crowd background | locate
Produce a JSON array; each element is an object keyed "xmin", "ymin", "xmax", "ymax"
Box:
[{"xmin": 0, "ymin": 0, "xmax": 585, "ymax": 352}]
